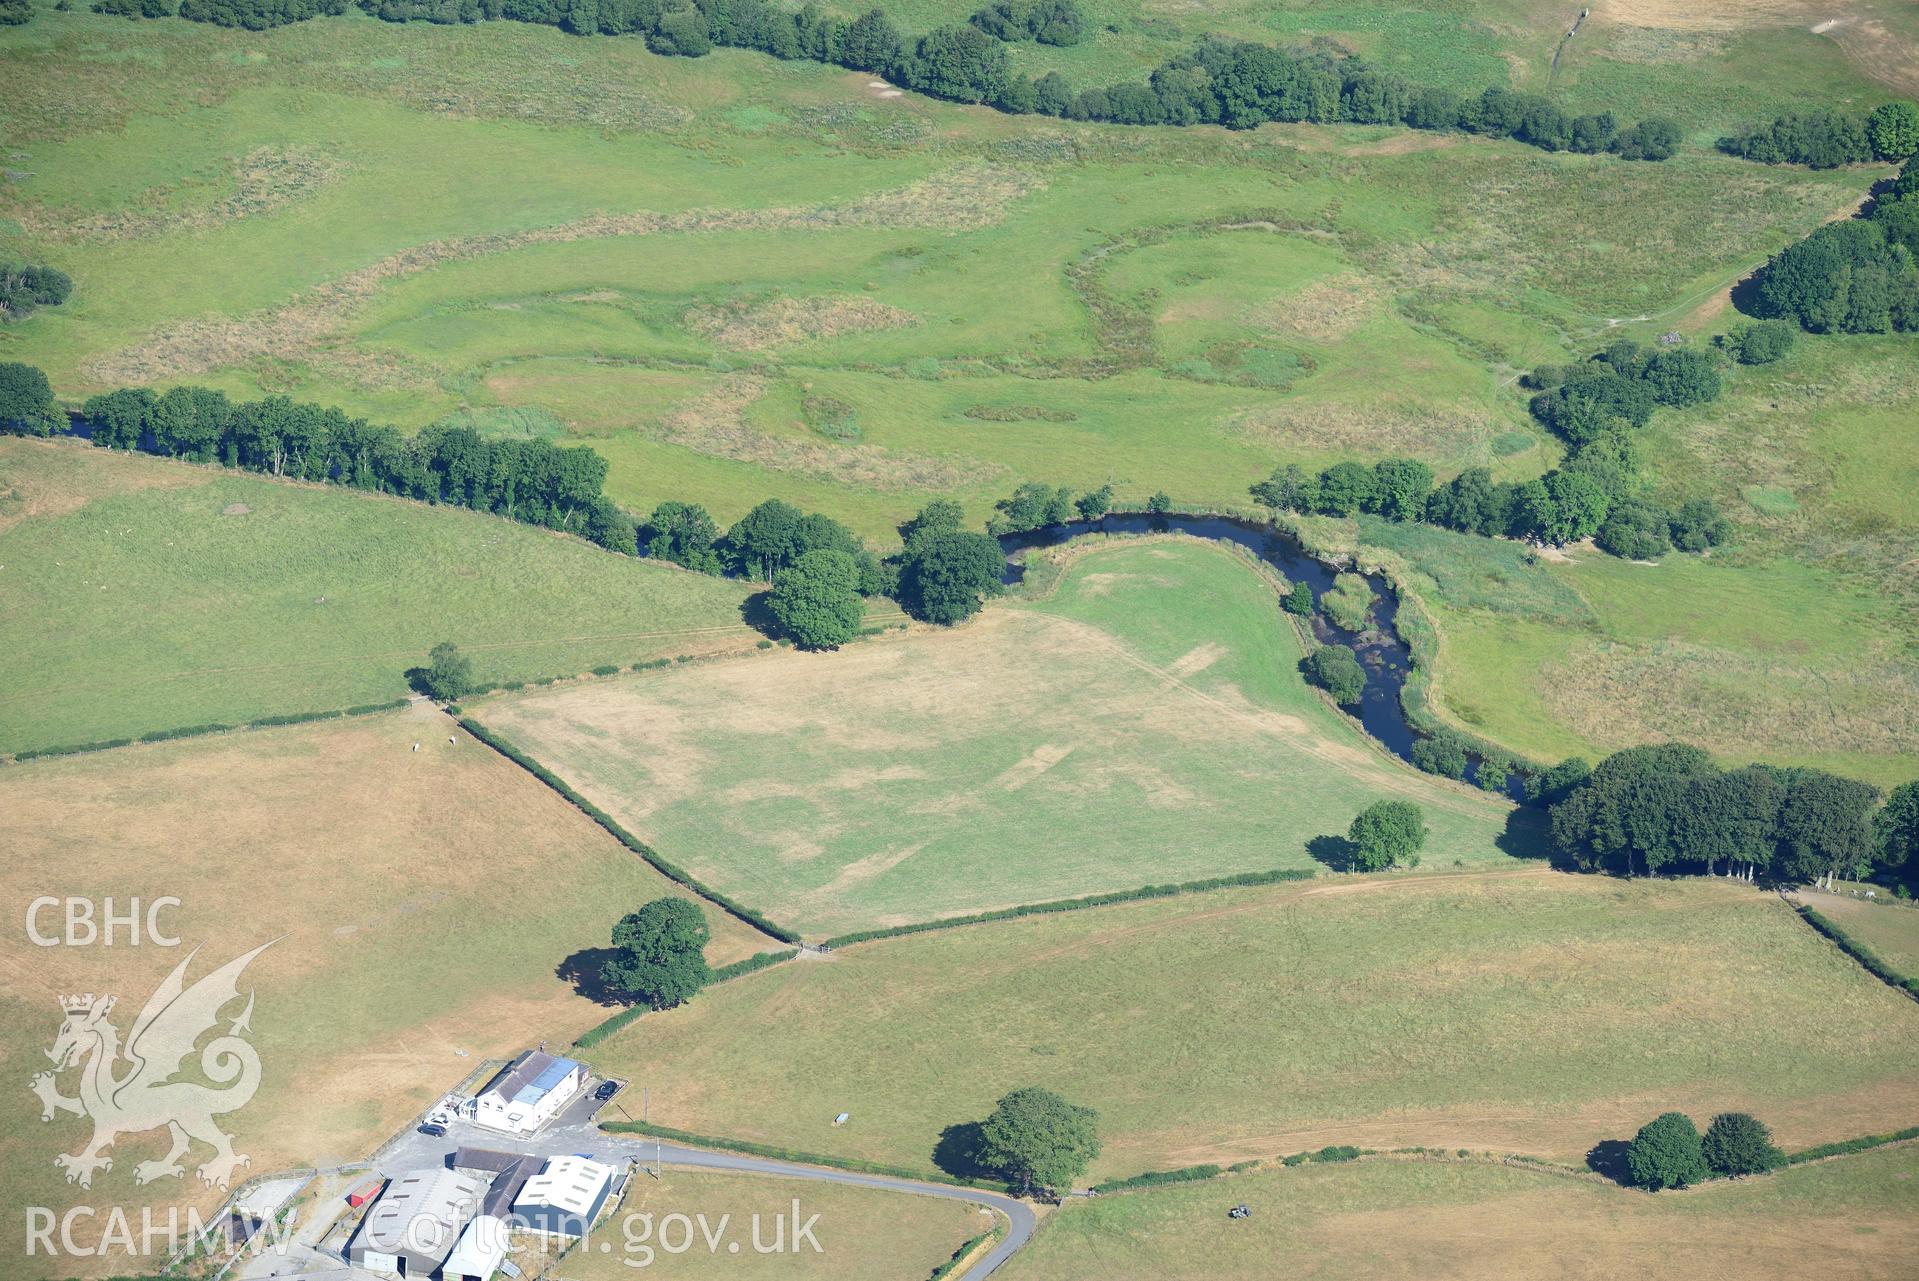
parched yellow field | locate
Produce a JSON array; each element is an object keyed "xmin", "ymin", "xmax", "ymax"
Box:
[
  {"xmin": 0, "ymin": 710, "xmax": 779, "ymax": 1274},
  {"xmin": 474, "ymin": 540, "xmax": 1523, "ymax": 937},
  {"xmin": 1004, "ymin": 1144, "xmax": 1919, "ymax": 1281}
]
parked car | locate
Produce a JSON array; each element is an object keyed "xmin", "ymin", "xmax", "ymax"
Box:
[
  {"xmin": 594, "ymin": 1080, "xmax": 619, "ymax": 1101},
  {"xmin": 418, "ymin": 1122, "xmax": 447, "ymax": 1138},
  {"xmin": 1227, "ymin": 1204, "xmax": 1251, "ymax": 1220}
]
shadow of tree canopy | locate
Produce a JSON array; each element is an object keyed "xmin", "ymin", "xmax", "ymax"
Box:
[
  {"xmin": 932, "ymin": 1121, "xmax": 994, "ymax": 1182},
  {"xmin": 1585, "ymin": 1138, "xmax": 1634, "ymax": 1186},
  {"xmin": 738, "ymin": 589, "xmax": 780, "ymax": 639},
  {"xmin": 556, "ymin": 946, "xmax": 628, "ymax": 1007},
  {"xmin": 1306, "ymin": 833, "xmax": 1358, "ymax": 871}
]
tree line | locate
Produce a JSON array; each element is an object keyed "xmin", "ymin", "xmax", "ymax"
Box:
[
  {"xmin": 0, "ymin": 363, "xmax": 1015, "ymax": 640},
  {"xmin": 79, "ymin": 0, "xmax": 1694, "ymax": 161},
  {"xmin": 1717, "ymin": 100, "xmax": 1919, "ymax": 168},
  {"xmin": 1748, "ymin": 154, "xmax": 1919, "ymax": 335},
  {"xmin": 1544, "ymin": 741, "xmax": 1918, "ymax": 889},
  {"xmin": 1251, "ymin": 337, "xmax": 1735, "ymax": 561}
]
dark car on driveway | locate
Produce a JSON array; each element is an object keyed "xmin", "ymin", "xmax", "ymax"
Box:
[
  {"xmin": 418, "ymin": 1122, "xmax": 447, "ymax": 1137},
  {"xmin": 594, "ymin": 1080, "xmax": 620, "ymax": 1101}
]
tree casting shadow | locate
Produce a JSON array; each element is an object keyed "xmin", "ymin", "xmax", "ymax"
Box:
[
  {"xmin": 556, "ymin": 946, "xmax": 628, "ymax": 1007},
  {"xmin": 1307, "ymin": 834, "xmax": 1358, "ymax": 872},
  {"xmin": 932, "ymin": 1121, "xmax": 993, "ymax": 1182}
]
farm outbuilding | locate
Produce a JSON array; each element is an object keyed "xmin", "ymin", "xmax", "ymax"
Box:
[
  {"xmin": 512, "ymin": 1155, "xmax": 618, "ymax": 1238},
  {"xmin": 347, "ymin": 1168, "xmax": 485, "ymax": 1278}
]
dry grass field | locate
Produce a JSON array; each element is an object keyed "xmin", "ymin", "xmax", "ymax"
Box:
[
  {"xmin": 1003, "ymin": 1143, "xmax": 1919, "ymax": 1281},
  {"xmin": 593, "ymin": 872, "xmax": 1919, "ymax": 1182},
  {"xmin": 0, "ymin": 709, "xmax": 779, "ymax": 1274},
  {"xmin": 543, "ymin": 1169, "xmax": 992, "ymax": 1281},
  {"xmin": 475, "ymin": 540, "xmax": 1523, "ymax": 937}
]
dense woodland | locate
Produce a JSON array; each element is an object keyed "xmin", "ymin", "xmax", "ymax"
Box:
[{"xmin": 1750, "ymin": 154, "xmax": 1919, "ymax": 334}]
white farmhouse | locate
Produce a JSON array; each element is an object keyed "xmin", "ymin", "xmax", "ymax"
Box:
[{"xmin": 469, "ymin": 1051, "xmax": 587, "ymax": 1136}]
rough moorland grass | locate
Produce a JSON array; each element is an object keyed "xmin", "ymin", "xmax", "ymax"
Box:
[
  {"xmin": 2, "ymin": 13, "xmax": 1906, "ymax": 787},
  {"xmin": 0, "ymin": 711, "xmax": 781, "ymax": 1274},
  {"xmin": 592, "ymin": 873, "xmax": 1919, "ymax": 1181},
  {"xmin": 0, "ymin": 439, "xmax": 753, "ymax": 755},
  {"xmin": 1001, "ymin": 1142, "xmax": 1919, "ymax": 1281},
  {"xmin": 475, "ymin": 540, "xmax": 1523, "ymax": 937},
  {"xmin": 549, "ymin": 1168, "xmax": 988, "ymax": 1281}
]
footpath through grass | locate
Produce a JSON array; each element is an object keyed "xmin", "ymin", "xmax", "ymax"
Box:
[
  {"xmin": 593, "ymin": 872, "xmax": 1919, "ymax": 1181},
  {"xmin": 475, "ymin": 539, "xmax": 1522, "ymax": 937},
  {"xmin": 1001, "ymin": 1142, "xmax": 1919, "ymax": 1281},
  {"xmin": 0, "ymin": 439, "xmax": 753, "ymax": 754}
]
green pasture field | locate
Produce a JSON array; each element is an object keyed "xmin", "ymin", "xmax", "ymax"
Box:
[
  {"xmin": 0, "ymin": 438, "xmax": 756, "ymax": 755},
  {"xmin": 1002, "ymin": 1143, "xmax": 1919, "ymax": 1281},
  {"xmin": 1330, "ymin": 331, "xmax": 1919, "ymax": 789},
  {"xmin": 592, "ymin": 870, "xmax": 1919, "ymax": 1180},
  {"xmin": 1796, "ymin": 892, "xmax": 1919, "ymax": 979},
  {"xmin": 0, "ymin": 710, "xmax": 781, "ymax": 1274},
  {"xmin": 473, "ymin": 539, "xmax": 1525, "ymax": 936},
  {"xmin": 0, "ymin": 12, "xmax": 1910, "ymax": 786}
]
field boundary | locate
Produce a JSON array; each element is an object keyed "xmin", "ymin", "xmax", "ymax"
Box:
[
  {"xmin": 3, "ymin": 697, "xmax": 414, "ymax": 765},
  {"xmin": 455, "ymin": 714, "xmax": 803, "ymax": 944},
  {"xmin": 573, "ymin": 948, "xmax": 799, "ymax": 1050},
  {"xmin": 818, "ymin": 867, "xmax": 1319, "ymax": 950},
  {"xmin": 598, "ymin": 1121, "xmax": 1005, "ymax": 1192},
  {"xmin": 1786, "ymin": 900, "xmax": 1919, "ymax": 1001}
]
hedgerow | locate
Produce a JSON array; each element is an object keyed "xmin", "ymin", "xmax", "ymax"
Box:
[
  {"xmin": 457, "ymin": 716, "xmax": 802, "ymax": 943},
  {"xmin": 1090, "ymin": 1164, "xmax": 1222, "ymax": 1193},
  {"xmin": 572, "ymin": 949, "xmax": 797, "ymax": 1048},
  {"xmin": 820, "ymin": 867, "xmax": 1315, "ymax": 949},
  {"xmin": 1794, "ymin": 906, "xmax": 1919, "ymax": 998}
]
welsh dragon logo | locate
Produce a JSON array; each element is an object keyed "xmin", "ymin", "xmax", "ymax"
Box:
[{"xmin": 30, "ymin": 941, "xmax": 274, "ymax": 1190}]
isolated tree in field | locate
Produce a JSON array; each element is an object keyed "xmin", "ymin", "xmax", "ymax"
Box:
[
  {"xmin": 899, "ymin": 530, "xmax": 1003, "ymax": 624},
  {"xmin": 417, "ymin": 642, "xmax": 472, "ymax": 702},
  {"xmin": 769, "ymin": 549, "xmax": 864, "ymax": 650},
  {"xmin": 1868, "ymin": 100, "xmax": 1919, "ymax": 160},
  {"xmin": 1626, "ymin": 1112, "xmax": 1710, "ymax": 1190},
  {"xmin": 1348, "ymin": 801, "xmax": 1426, "ymax": 871},
  {"xmin": 601, "ymin": 896, "xmax": 713, "ymax": 1009},
  {"xmin": 975, "ymin": 1087, "xmax": 1100, "ymax": 1194},
  {"xmin": 1305, "ymin": 644, "xmax": 1366, "ymax": 705},
  {"xmin": 1281, "ymin": 579, "xmax": 1315, "ymax": 616},
  {"xmin": 1702, "ymin": 1113, "xmax": 1784, "ymax": 1177},
  {"xmin": 0, "ymin": 362, "xmax": 63, "ymax": 436}
]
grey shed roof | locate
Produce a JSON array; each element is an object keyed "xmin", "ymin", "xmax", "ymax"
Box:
[
  {"xmin": 362, "ymin": 1169, "xmax": 485, "ymax": 1261},
  {"xmin": 453, "ymin": 1147, "xmax": 532, "ymax": 1175}
]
